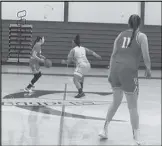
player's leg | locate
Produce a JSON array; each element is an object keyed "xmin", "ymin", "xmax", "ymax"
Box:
[
  {"xmin": 80, "ymin": 63, "xmax": 91, "ymax": 93},
  {"xmin": 25, "ymin": 60, "xmax": 42, "ymax": 92},
  {"xmin": 99, "ymin": 64, "xmax": 123, "ymax": 139},
  {"xmin": 120, "ymin": 69, "xmax": 141, "ymax": 144},
  {"xmin": 105, "ymin": 88, "xmax": 124, "ymax": 126},
  {"xmin": 125, "ymin": 90, "xmax": 140, "ymax": 145},
  {"xmin": 73, "ymin": 74, "xmax": 85, "ymax": 98},
  {"xmin": 80, "ymin": 76, "xmax": 84, "ymax": 90},
  {"xmin": 27, "ymin": 71, "xmax": 42, "ymax": 89},
  {"xmin": 99, "ymin": 87, "xmax": 124, "ymax": 139},
  {"xmin": 73, "ymin": 64, "xmax": 89, "ymax": 98}
]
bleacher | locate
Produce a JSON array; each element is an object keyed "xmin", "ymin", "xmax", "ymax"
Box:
[
  {"xmin": 2, "ymin": 15, "xmax": 161, "ymax": 69},
  {"xmin": 8, "ymin": 10, "xmax": 32, "ymax": 63}
]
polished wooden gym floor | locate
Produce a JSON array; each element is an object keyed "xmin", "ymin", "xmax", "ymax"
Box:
[{"xmin": 1, "ymin": 65, "xmax": 161, "ymax": 145}]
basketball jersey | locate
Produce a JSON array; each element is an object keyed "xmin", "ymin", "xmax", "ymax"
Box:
[
  {"xmin": 73, "ymin": 46, "xmax": 89, "ymax": 65},
  {"xmin": 114, "ymin": 30, "xmax": 142, "ymax": 70},
  {"xmin": 31, "ymin": 43, "xmax": 41, "ymax": 59}
]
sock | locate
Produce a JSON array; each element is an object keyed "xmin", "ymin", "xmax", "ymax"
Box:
[
  {"xmin": 27, "ymin": 84, "xmax": 33, "ymax": 89},
  {"xmin": 104, "ymin": 121, "xmax": 110, "ymax": 130},
  {"xmin": 80, "ymin": 82, "xmax": 83, "ymax": 89},
  {"xmin": 32, "ymin": 72, "xmax": 42, "ymax": 84},
  {"xmin": 27, "ymin": 72, "xmax": 42, "ymax": 88},
  {"xmin": 78, "ymin": 88, "xmax": 82, "ymax": 94},
  {"xmin": 133, "ymin": 129, "xmax": 140, "ymax": 140}
]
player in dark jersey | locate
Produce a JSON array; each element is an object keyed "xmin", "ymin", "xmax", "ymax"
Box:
[
  {"xmin": 24, "ymin": 36, "xmax": 46, "ymax": 92},
  {"xmin": 99, "ymin": 15, "xmax": 151, "ymax": 145}
]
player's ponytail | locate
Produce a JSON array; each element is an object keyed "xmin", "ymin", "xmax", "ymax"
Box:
[
  {"xmin": 74, "ymin": 34, "xmax": 80, "ymax": 47},
  {"xmin": 128, "ymin": 28, "xmax": 136, "ymax": 47},
  {"xmin": 32, "ymin": 36, "xmax": 42, "ymax": 48},
  {"xmin": 128, "ymin": 14, "xmax": 141, "ymax": 47}
]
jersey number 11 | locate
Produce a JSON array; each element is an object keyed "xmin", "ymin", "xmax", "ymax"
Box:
[{"xmin": 122, "ymin": 37, "xmax": 131, "ymax": 48}]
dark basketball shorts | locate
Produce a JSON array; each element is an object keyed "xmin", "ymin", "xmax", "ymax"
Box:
[
  {"xmin": 29, "ymin": 58, "xmax": 40, "ymax": 74},
  {"xmin": 108, "ymin": 62, "xmax": 139, "ymax": 94}
]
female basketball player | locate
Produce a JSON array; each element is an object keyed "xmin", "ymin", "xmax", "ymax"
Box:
[
  {"xmin": 99, "ymin": 14, "xmax": 151, "ymax": 145},
  {"xmin": 24, "ymin": 36, "xmax": 46, "ymax": 92},
  {"xmin": 62, "ymin": 34, "xmax": 102, "ymax": 98}
]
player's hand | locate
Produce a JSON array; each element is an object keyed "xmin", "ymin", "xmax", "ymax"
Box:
[
  {"xmin": 41, "ymin": 55, "xmax": 46, "ymax": 60},
  {"xmin": 41, "ymin": 36, "xmax": 45, "ymax": 44},
  {"xmin": 40, "ymin": 58, "xmax": 45, "ymax": 63},
  {"xmin": 61, "ymin": 59, "xmax": 66, "ymax": 64},
  {"xmin": 145, "ymin": 68, "xmax": 151, "ymax": 78},
  {"xmin": 95, "ymin": 54, "xmax": 102, "ymax": 60}
]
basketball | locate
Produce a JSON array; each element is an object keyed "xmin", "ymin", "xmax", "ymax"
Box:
[{"xmin": 44, "ymin": 59, "xmax": 52, "ymax": 68}]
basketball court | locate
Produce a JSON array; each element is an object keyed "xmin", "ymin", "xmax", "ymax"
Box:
[{"xmin": 1, "ymin": 65, "xmax": 161, "ymax": 145}]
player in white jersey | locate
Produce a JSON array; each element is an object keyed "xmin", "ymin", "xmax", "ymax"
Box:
[{"xmin": 62, "ymin": 34, "xmax": 102, "ymax": 98}]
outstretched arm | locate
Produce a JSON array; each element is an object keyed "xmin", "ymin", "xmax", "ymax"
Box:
[{"xmin": 85, "ymin": 48, "xmax": 102, "ymax": 59}]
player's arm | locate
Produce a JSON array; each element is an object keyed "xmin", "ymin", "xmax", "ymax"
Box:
[
  {"xmin": 61, "ymin": 49, "xmax": 75, "ymax": 65},
  {"xmin": 40, "ymin": 52, "xmax": 46, "ymax": 60},
  {"xmin": 67, "ymin": 49, "xmax": 75, "ymax": 64},
  {"xmin": 85, "ymin": 48, "xmax": 102, "ymax": 59},
  {"xmin": 32, "ymin": 50, "xmax": 44, "ymax": 62},
  {"xmin": 37, "ymin": 37, "xmax": 46, "ymax": 60},
  {"xmin": 40, "ymin": 55, "xmax": 46, "ymax": 60},
  {"xmin": 109, "ymin": 33, "xmax": 120, "ymax": 70},
  {"xmin": 41, "ymin": 36, "xmax": 45, "ymax": 45},
  {"xmin": 138, "ymin": 33, "xmax": 151, "ymax": 70}
]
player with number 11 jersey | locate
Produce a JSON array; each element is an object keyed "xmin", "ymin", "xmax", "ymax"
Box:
[
  {"xmin": 99, "ymin": 15, "xmax": 151, "ymax": 145},
  {"xmin": 114, "ymin": 30, "xmax": 142, "ymax": 70}
]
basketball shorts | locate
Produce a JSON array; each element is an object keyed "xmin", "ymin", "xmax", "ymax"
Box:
[
  {"xmin": 74, "ymin": 62, "xmax": 91, "ymax": 77},
  {"xmin": 108, "ymin": 62, "xmax": 139, "ymax": 94},
  {"xmin": 29, "ymin": 58, "xmax": 40, "ymax": 74}
]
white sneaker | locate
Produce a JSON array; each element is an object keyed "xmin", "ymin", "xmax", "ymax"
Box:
[
  {"xmin": 24, "ymin": 87, "xmax": 33, "ymax": 93},
  {"xmin": 132, "ymin": 140, "xmax": 143, "ymax": 146},
  {"xmin": 132, "ymin": 129, "xmax": 144, "ymax": 145},
  {"xmin": 98, "ymin": 128, "xmax": 108, "ymax": 139}
]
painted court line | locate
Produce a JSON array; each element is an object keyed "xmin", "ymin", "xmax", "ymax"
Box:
[
  {"xmin": 1, "ymin": 100, "xmax": 127, "ymax": 106},
  {"xmin": 58, "ymin": 83, "xmax": 67, "ymax": 146},
  {"xmin": 2, "ymin": 72, "xmax": 161, "ymax": 79}
]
